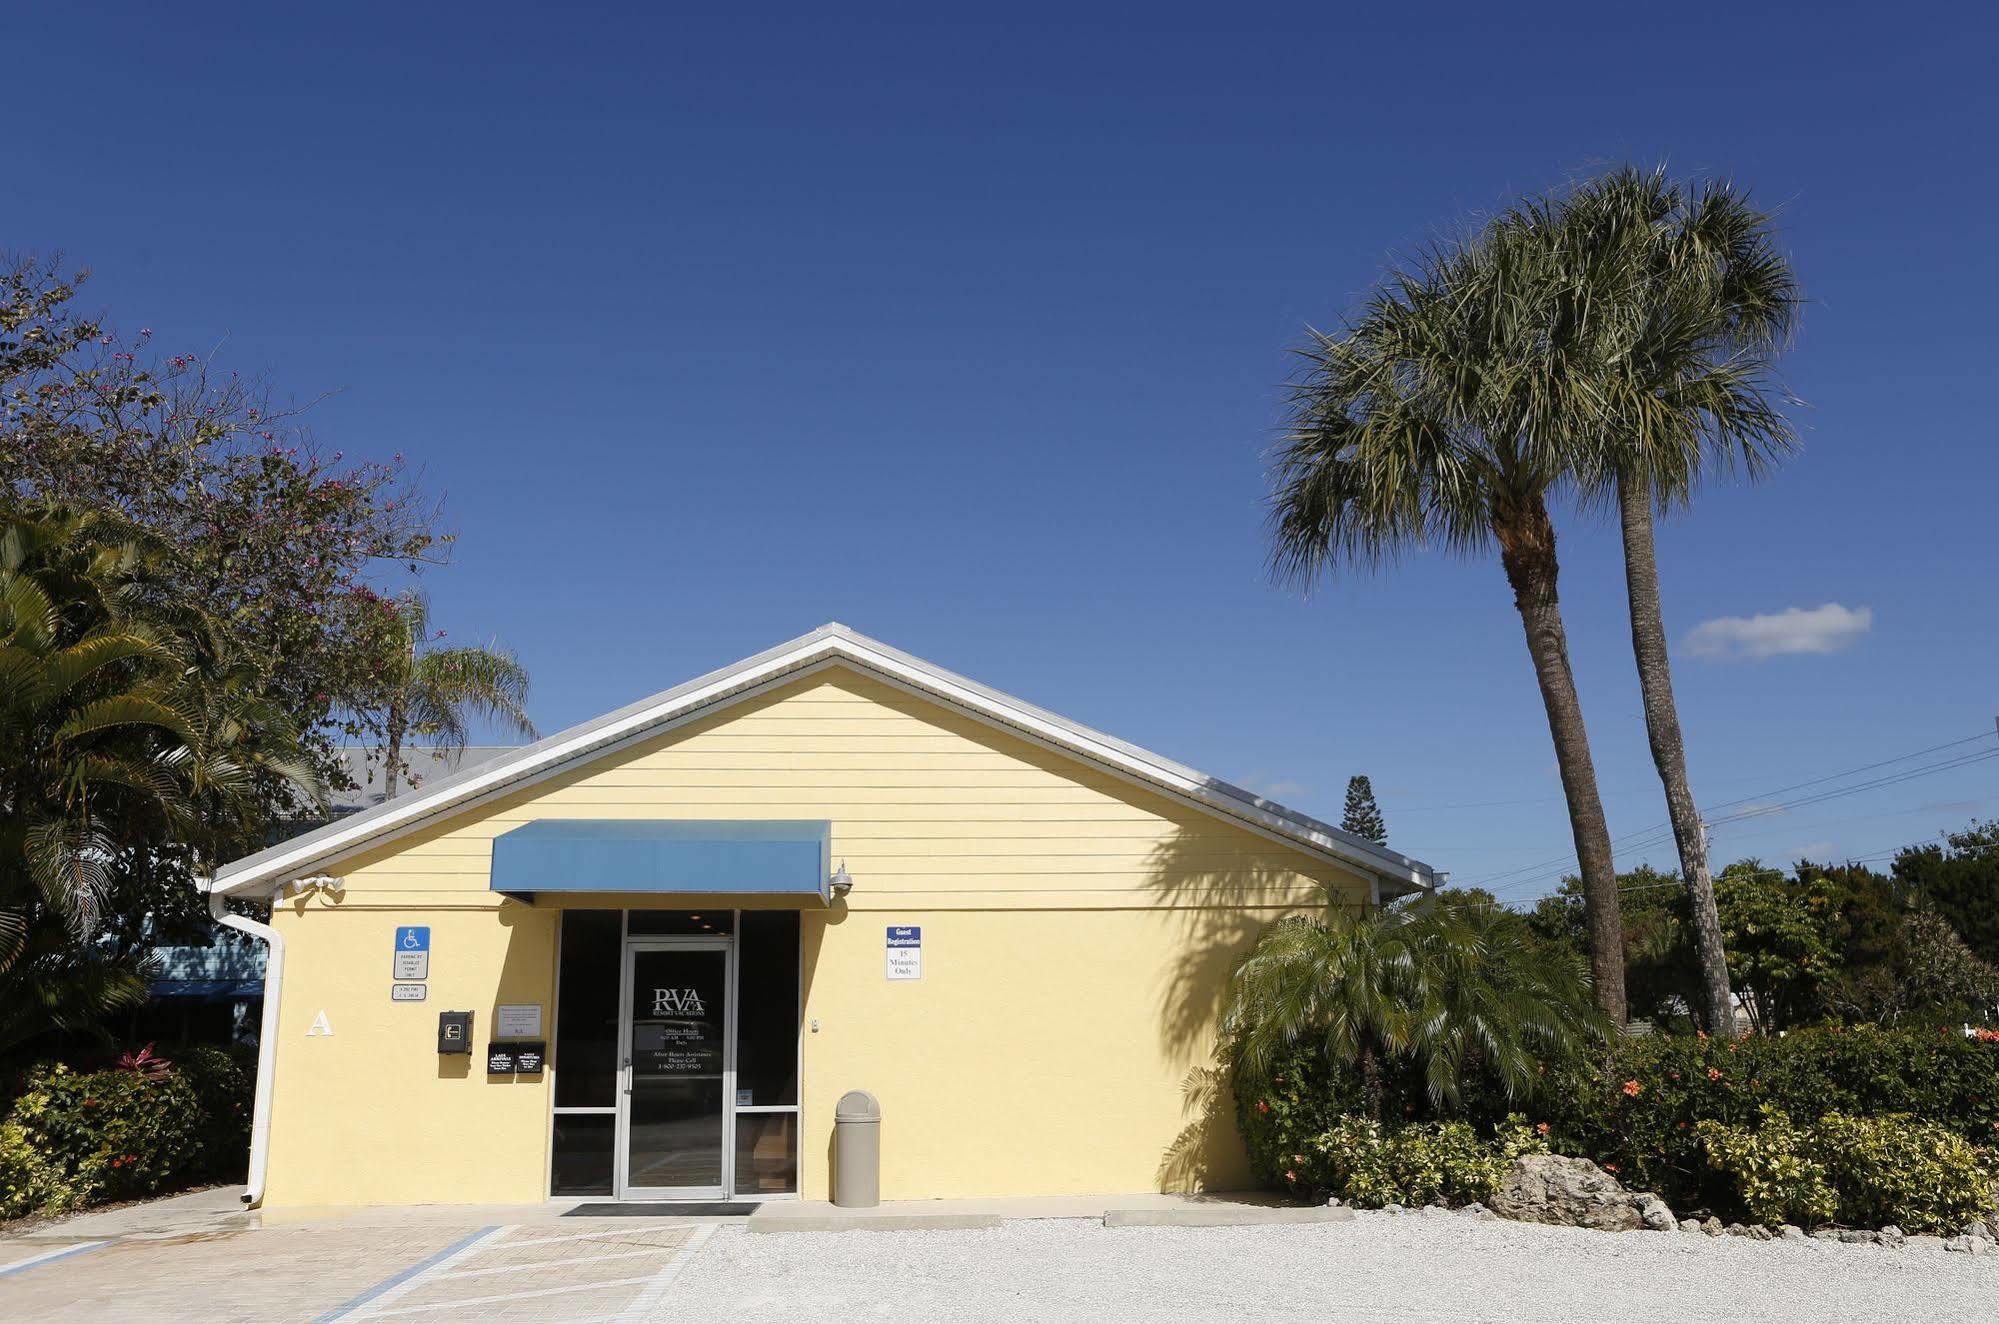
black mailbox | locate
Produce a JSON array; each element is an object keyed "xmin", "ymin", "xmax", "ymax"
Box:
[{"xmin": 438, "ymin": 1010, "xmax": 473, "ymax": 1054}]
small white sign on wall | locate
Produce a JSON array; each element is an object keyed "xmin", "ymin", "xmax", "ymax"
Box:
[
  {"xmin": 496, "ymin": 1004, "xmax": 543, "ymax": 1037},
  {"xmin": 886, "ymin": 925, "xmax": 922, "ymax": 981}
]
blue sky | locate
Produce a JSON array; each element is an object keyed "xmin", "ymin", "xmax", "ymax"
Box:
[{"xmin": 12, "ymin": 3, "xmax": 1996, "ymax": 901}]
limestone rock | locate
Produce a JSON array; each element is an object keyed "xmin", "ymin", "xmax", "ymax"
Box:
[
  {"xmin": 1779, "ymin": 1225, "xmax": 1806, "ymax": 1241},
  {"xmin": 1839, "ymin": 1229, "xmax": 1875, "ymax": 1244},
  {"xmin": 1678, "ymin": 1219, "xmax": 1703, "ymax": 1234},
  {"xmin": 1633, "ymin": 1193, "xmax": 1676, "ymax": 1232},
  {"xmin": 1487, "ymin": 1155, "xmax": 1651, "ymax": 1232},
  {"xmin": 1749, "ymin": 1225, "xmax": 1775, "ymax": 1242},
  {"xmin": 1702, "ymin": 1216, "xmax": 1726, "ymax": 1237},
  {"xmin": 1877, "ymin": 1225, "xmax": 1905, "ymax": 1248}
]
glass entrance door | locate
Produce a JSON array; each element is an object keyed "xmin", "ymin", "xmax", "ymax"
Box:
[{"xmin": 619, "ymin": 940, "xmax": 731, "ymax": 1199}]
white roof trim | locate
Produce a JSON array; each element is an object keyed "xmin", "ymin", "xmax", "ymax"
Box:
[{"xmin": 210, "ymin": 623, "xmax": 1439, "ymax": 896}]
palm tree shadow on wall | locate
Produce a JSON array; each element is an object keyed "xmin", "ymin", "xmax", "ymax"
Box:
[{"xmin": 1144, "ymin": 823, "xmax": 1351, "ymax": 1193}]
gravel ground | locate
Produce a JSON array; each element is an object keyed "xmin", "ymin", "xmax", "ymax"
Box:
[{"xmin": 654, "ymin": 1208, "xmax": 1999, "ymax": 1323}]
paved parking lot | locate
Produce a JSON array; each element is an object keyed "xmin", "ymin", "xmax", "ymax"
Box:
[{"xmin": 0, "ymin": 1201, "xmax": 713, "ymax": 1323}]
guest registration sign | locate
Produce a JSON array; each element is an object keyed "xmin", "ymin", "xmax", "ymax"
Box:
[{"xmin": 886, "ymin": 925, "xmax": 922, "ymax": 980}]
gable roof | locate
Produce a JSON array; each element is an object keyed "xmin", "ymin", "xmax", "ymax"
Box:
[{"xmin": 209, "ymin": 623, "xmax": 1439, "ymax": 897}]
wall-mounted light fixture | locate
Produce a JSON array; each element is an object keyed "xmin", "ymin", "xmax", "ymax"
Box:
[{"xmin": 829, "ymin": 860, "xmax": 854, "ymax": 899}]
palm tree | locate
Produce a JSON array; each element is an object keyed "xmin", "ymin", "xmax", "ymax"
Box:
[
  {"xmin": 1540, "ymin": 168, "xmax": 1801, "ymax": 1031},
  {"xmin": 374, "ymin": 591, "xmax": 537, "ymax": 798},
  {"xmin": 1269, "ymin": 227, "xmax": 1631, "ymax": 1019},
  {"xmin": 1223, "ymin": 889, "xmax": 1605, "ymax": 1119},
  {"xmin": 1, "ymin": 505, "xmax": 320, "ymax": 1052}
]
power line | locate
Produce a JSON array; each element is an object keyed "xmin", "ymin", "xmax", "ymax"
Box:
[{"xmin": 1467, "ymin": 731, "xmax": 1999, "ymax": 900}]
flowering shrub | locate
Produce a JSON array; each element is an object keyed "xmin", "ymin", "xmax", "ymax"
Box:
[
  {"xmin": 0, "ymin": 1047, "xmax": 252, "ymax": 1221},
  {"xmin": 1240, "ymin": 1024, "xmax": 1999, "ymax": 1221},
  {"xmin": 1698, "ymin": 1107, "xmax": 1994, "ymax": 1233},
  {"xmin": 1535, "ymin": 1025, "xmax": 1999, "ymax": 1209}
]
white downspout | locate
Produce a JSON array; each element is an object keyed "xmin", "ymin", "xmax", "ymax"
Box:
[{"xmin": 209, "ymin": 887, "xmax": 283, "ymax": 1207}]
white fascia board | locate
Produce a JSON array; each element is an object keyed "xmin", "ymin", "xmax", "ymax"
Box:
[{"xmin": 210, "ymin": 623, "xmax": 1439, "ymax": 896}]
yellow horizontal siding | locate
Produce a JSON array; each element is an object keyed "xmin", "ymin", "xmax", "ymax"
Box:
[{"xmin": 330, "ymin": 668, "xmax": 1363, "ymax": 908}]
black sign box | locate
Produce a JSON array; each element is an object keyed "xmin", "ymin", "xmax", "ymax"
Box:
[
  {"xmin": 487, "ymin": 1040, "xmax": 546, "ymax": 1075},
  {"xmin": 437, "ymin": 1010, "xmax": 472, "ymax": 1055}
]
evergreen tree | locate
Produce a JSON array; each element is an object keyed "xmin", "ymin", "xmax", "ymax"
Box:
[{"xmin": 1342, "ymin": 776, "xmax": 1387, "ymax": 844}]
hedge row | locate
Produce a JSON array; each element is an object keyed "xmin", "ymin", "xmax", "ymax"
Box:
[
  {"xmin": 1238, "ymin": 1025, "xmax": 1999, "ymax": 1222},
  {"xmin": 0, "ymin": 1046, "xmax": 253, "ymax": 1220}
]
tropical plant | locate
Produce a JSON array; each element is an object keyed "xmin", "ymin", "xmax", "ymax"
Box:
[
  {"xmin": 1341, "ymin": 775, "xmax": 1387, "ymax": 843},
  {"xmin": 1531, "ymin": 167, "xmax": 1801, "ymax": 1032},
  {"xmin": 1268, "ymin": 224, "xmax": 1630, "ymax": 1017},
  {"xmin": 0, "ymin": 505, "xmax": 318, "ymax": 1056},
  {"xmin": 3, "ymin": 253, "xmax": 446, "ymax": 922},
  {"xmin": 369, "ymin": 590, "xmax": 537, "ymax": 797},
  {"xmin": 1223, "ymin": 889, "xmax": 1607, "ymax": 1121}
]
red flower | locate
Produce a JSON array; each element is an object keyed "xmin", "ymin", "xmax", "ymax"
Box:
[
  {"xmin": 1284, "ymin": 1169, "xmax": 1298, "ymax": 1183},
  {"xmin": 1707, "ymin": 1067, "xmax": 1723, "ymax": 1081},
  {"xmin": 1535, "ymin": 1122, "xmax": 1551, "ymax": 1136},
  {"xmin": 1603, "ymin": 1163, "xmax": 1620, "ymax": 1174},
  {"xmin": 1622, "ymin": 1080, "xmax": 1643, "ymax": 1097},
  {"xmin": 1257, "ymin": 1100, "xmax": 1269, "ymax": 1114}
]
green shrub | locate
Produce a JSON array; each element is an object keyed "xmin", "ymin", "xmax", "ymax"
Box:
[
  {"xmin": 0, "ymin": 1120, "xmax": 74, "ymax": 1220},
  {"xmin": 1698, "ymin": 1107, "xmax": 1994, "ymax": 1233},
  {"xmin": 173, "ymin": 1045, "xmax": 254, "ymax": 1181},
  {"xmin": 0, "ymin": 1049, "xmax": 253, "ymax": 1221},
  {"xmin": 1696, "ymin": 1108, "xmax": 1838, "ymax": 1228},
  {"xmin": 1304, "ymin": 1116, "xmax": 1548, "ymax": 1208},
  {"xmin": 1535, "ymin": 1027, "xmax": 1999, "ymax": 1211},
  {"xmin": 1808, "ymin": 1112, "xmax": 1995, "ymax": 1234},
  {"xmin": 1237, "ymin": 1024, "xmax": 1999, "ymax": 1220}
]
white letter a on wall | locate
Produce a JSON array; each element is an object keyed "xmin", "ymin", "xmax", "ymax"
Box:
[{"xmin": 307, "ymin": 1010, "xmax": 334, "ymax": 1037}]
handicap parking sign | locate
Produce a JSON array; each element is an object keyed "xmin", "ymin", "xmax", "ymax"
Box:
[{"xmin": 393, "ymin": 926, "xmax": 431, "ymax": 982}]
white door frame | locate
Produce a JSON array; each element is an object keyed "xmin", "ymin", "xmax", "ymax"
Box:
[{"xmin": 616, "ymin": 936, "xmax": 736, "ymax": 1201}]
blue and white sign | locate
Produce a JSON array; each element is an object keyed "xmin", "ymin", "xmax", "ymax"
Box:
[
  {"xmin": 886, "ymin": 925, "xmax": 922, "ymax": 981},
  {"xmin": 393, "ymin": 926, "xmax": 431, "ymax": 981}
]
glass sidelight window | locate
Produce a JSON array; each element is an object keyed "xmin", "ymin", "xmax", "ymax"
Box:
[{"xmin": 551, "ymin": 910, "xmax": 620, "ymax": 1196}]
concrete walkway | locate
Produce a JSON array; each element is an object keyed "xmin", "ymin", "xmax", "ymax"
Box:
[{"xmin": 746, "ymin": 1190, "xmax": 1352, "ymax": 1232}]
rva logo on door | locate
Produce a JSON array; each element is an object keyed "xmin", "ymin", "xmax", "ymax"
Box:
[{"xmin": 651, "ymin": 987, "xmax": 707, "ymax": 1017}]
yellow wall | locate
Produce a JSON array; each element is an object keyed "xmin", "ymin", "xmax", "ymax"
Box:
[{"xmin": 261, "ymin": 665, "xmax": 1370, "ymax": 1206}]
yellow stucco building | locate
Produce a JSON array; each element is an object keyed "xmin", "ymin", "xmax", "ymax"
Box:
[{"xmin": 206, "ymin": 625, "xmax": 1437, "ymax": 1209}]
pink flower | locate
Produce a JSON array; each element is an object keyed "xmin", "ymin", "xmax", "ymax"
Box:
[{"xmin": 1622, "ymin": 1080, "xmax": 1642, "ymax": 1098}]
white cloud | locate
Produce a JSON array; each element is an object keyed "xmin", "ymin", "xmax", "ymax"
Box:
[{"xmin": 1686, "ymin": 603, "xmax": 1873, "ymax": 661}]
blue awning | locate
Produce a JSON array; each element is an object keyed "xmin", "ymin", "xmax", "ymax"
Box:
[{"xmin": 490, "ymin": 819, "xmax": 831, "ymax": 902}]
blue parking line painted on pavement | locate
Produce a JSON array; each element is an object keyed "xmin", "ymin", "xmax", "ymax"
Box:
[
  {"xmin": 311, "ymin": 1225, "xmax": 499, "ymax": 1322},
  {"xmin": 0, "ymin": 1239, "xmax": 110, "ymax": 1279}
]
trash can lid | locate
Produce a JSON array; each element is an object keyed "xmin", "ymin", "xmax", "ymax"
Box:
[{"xmin": 835, "ymin": 1089, "xmax": 880, "ymax": 1122}]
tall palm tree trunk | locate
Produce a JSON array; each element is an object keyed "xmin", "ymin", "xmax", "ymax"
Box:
[
  {"xmin": 383, "ymin": 708, "xmax": 404, "ymax": 800},
  {"xmin": 1493, "ymin": 492, "xmax": 1627, "ymax": 1023},
  {"xmin": 1617, "ymin": 479, "xmax": 1734, "ymax": 1032}
]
